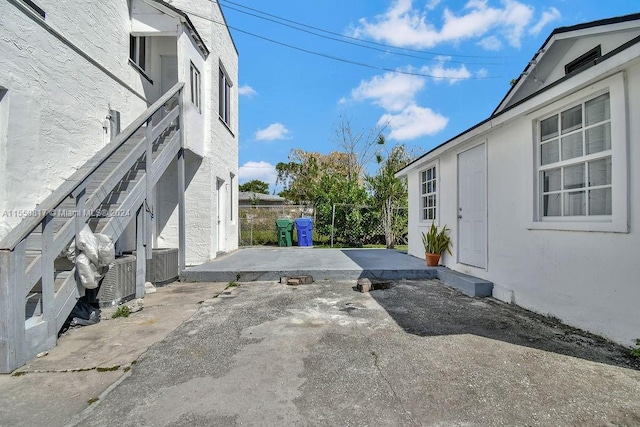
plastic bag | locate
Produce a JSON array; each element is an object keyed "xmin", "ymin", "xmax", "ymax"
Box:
[
  {"xmin": 96, "ymin": 234, "xmax": 115, "ymax": 267},
  {"xmin": 66, "ymin": 225, "xmax": 99, "ymax": 264},
  {"xmin": 75, "ymin": 253, "xmax": 101, "ymax": 289},
  {"xmin": 66, "ymin": 226, "xmax": 115, "ymax": 289}
]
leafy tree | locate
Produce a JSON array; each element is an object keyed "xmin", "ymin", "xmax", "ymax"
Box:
[
  {"xmin": 313, "ymin": 172, "xmax": 370, "ymax": 246},
  {"xmin": 275, "ymin": 150, "xmax": 320, "ymax": 204},
  {"xmin": 366, "ymin": 138, "xmax": 412, "ymax": 248},
  {"xmin": 239, "ymin": 180, "xmax": 270, "ymax": 194}
]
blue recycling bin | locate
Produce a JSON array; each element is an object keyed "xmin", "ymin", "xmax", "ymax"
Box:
[{"xmin": 295, "ymin": 218, "xmax": 313, "ymax": 247}]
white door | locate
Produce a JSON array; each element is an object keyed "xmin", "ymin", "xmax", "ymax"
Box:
[
  {"xmin": 458, "ymin": 144, "xmax": 487, "ymax": 268},
  {"xmin": 217, "ymin": 178, "xmax": 226, "ymax": 253}
]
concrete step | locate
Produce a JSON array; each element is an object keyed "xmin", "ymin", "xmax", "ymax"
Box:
[{"xmin": 436, "ymin": 269, "xmax": 493, "ymax": 297}]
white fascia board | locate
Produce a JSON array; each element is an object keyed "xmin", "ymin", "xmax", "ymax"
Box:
[
  {"xmin": 554, "ymin": 20, "xmax": 640, "ymax": 40},
  {"xmin": 396, "ymin": 42, "xmax": 640, "ymax": 178},
  {"xmin": 139, "ymin": 0, "xmax": 184, "ymax": 23},
  {"xmin": 496, "ymin": 35, "xmax": 558, "ymax": 112}
]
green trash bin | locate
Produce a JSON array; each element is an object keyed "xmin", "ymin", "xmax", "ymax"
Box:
[{"xmin": 275, "ymin": 218, "xmax": 294, "ymax": 247}]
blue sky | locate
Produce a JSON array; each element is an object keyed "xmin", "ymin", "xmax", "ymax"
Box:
[{"xmin": 224, "ymin": 0, "xmax": 639, "ymax": 192}]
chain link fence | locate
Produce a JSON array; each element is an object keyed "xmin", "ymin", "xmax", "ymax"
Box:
[
  {"xmin": 239, "ymin": 205, "xmax": 314, "ymax": 246},
  {"xmin": 328, "ymin": 204, "xmax": 408, "ymax": 247},
  {"xmin": 239, "ymin": 204, "xmax": 407, "ymax": 247}
]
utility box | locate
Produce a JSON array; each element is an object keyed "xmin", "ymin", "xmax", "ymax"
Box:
[
  {"xmin": 295, "ymin": 218, "xmax": 313, "ymax": 247},
  {"xmin": 275, "ymin": 218, "xmax": 294, "ymax": 247}
]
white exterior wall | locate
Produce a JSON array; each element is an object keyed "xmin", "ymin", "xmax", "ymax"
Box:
[
  {"xmin": 155, "ymin": 0, "xmax": 239, "ymax": 264},
  {"xmin": 0, "ymin": 1, "xmax": 149, "ymax": 238},
  {"xmin": 1, "ymin": 0, "xmax": 238, "ymax": 265},
  {"xmin": 407, "ymin": 61, "xmax": 640, "ymax": 346}
]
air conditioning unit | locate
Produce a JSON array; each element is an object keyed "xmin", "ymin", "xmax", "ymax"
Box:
[
  {"xmin": 147, "ymin": 248, "xmax": 178, "ymax": 286},
  {"xmin": 96, "ymin": 255, "xmax": 137, "ymax": 307},
  {"xmin": 132, "ymin": 248, "xmax": 179, "ymax": 286}
]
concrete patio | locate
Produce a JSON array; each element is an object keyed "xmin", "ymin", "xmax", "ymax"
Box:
[
  {"xmin": 181, "ymin": 247, "xmax": 494, "ymax": 297},
  {"xmin": 181, "ymin": 247, "xmax": 437, "ymax": 282}
]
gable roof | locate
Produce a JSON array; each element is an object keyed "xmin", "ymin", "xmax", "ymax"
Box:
[
  {"xmin": 494, "ymin": 12, "xmax": 640, "ymax": 115},
  {"xmin": 396, "ymin": 13, "xmax": 640, "ymax": 178},
  {"xmin": 142, "ymin": 0, "xmax": 210, "ymax": 57}
]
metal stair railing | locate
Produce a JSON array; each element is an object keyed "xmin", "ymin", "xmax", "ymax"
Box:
[{"xmin": 0, "ymin": 82, "xmax": 187, "ymax": 373}]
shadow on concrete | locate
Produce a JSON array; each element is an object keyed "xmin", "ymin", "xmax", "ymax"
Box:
[
  {"xmin": 363, "ymin": 279, "xmax": 640, "ymax": 371},
  {"xmin": 339, "ymin": 249, "xmax": 437, "ymax": 280}
]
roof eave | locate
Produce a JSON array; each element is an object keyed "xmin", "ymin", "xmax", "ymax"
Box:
[
  {"xmin": 492, "ymin": 12, "xmax": 640, "ymax": 116},
  {"xmin": 396, "ymin": 35, "xmax": 640, "ymax": 178},
  {"xmin": 142, "ymin": 0, "xmax": 210, "ymax": 58}
]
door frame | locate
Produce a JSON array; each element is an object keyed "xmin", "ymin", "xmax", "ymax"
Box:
[
  {"xmin": 456, "ymin": 141, "xmax": 488, "ymax": 270},
  {"xmin": 216, "ymin": 177, "xmax": 226, "ymax": 253}
]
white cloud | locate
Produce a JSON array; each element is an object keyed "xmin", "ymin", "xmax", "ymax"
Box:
[
  {"xmin": 238, "ymin": 85, "xmax": 257, "ymax": 97},
  {"xmin": 529, "ymin": 7, "xmax": 561, "ymax": 35},
  {"xmin": 420, "ymin": 56, "xmax": 471, "ymax": 84},
  {"xmin": 426, "ymin": 0, "xmax": 441, "ymax": 10},
  {"xmin": 350, "ymin": 72, "xmax": 425, "ymax": 111},
  {"xmin": 476, "ymin": 68, "xmax": 489, "ymax": 78},
  {"xmin": 478, "ymin": 35, "xmax": 502, "ymax": 51},
  {"xmin": 239, "ymin": 161, "xmax": 278, "ymax": 188},
  {"xmin": 347, "ymin": 66, "xmax": 458, "ymax": 140},
  {"xmin": 378, "ymin": 104, "xmax": 448, "ymax": 140},
  {"xmin": 255, "ymin": 123, "xmax": 291, "ymax": 141},
  {"xmin": 352, "ymin": 0, "xmax": 534, "ymax": 49}
]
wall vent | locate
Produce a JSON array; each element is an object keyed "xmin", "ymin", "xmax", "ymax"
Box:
[{"xmin": 565, "ymin": 45, "xmax": 601, "ymax": 75}]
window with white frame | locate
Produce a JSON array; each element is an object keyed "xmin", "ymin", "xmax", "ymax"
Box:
[
  {"xmin": 420, "ymin": 165, "xmax": 437, "ymax": 221},
  {"xmin": 219, "ymin": 66, "xmax": 232, "ymax": 127},
  {"xmin": 129, "ymin": 35, "xmax": 147, "ymax": 71},
  {"xmin": 538, "ymin": 92, "xmax": 611, "ymax": 218},
  {"xmin": 190, "ymin": 62, "xmax": 201, "ymax": 112}
]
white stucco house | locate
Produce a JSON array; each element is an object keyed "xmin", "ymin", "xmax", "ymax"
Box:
[
  {"xmin": 1, "ymin": 0, "xmax": 238, "ymax": 261},
  {"xmin": 397, "ymin": 13, "xmax": 640, "ymax": 346},
  {"xmin": 0, "ymin": 0, "xmax": 238, "ymax": 371}
]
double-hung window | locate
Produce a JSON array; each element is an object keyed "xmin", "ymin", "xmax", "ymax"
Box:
[
  {"xmin": 129, "ymin": 35, "xmax": 147, "ymax": 71},
  {"xmin": 190, "ymin": 62, "xmax": 201, "ymax": 112},
  {"xmin": 538, "ymin": 93, "xmax": 611, "ymax": 219},
  {"xmin": 420, "ymin": 165, "xmax": 437, "ymax": 222},
  {"xmin": 532, "ymin": 73, "xmax": 627, "ymax": 233},
  {"xmin": 219, "ymin": 66, "xmax": 232, "ymax": 127}
]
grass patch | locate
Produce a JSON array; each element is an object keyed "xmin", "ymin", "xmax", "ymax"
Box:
[
  {"xmin": 112, "ymin": 305, "xmax": 131, "ymax": 319},
  {"xmin": 87, "ymin": 397, "xmax": 99, "ymax": 405},
  {"xmin": 11, "ymin": 371, "xmax": 26, "ymax": 377},
  {"xmin": 227, "ymin": 281, "xmax": 239, "ymax": 288},
  {"xmin": 631, "ymin": 339, "xmax": 640, "ymax": 358}
]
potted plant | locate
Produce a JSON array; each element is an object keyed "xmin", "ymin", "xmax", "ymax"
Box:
[{"xmin": 421, "ymin": 222, "xmax": 452, "ymax": 266}]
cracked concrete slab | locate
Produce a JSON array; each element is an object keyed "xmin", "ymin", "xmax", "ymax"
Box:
[
  {"xmin": 69, "ymin": 280, "xmax": 640, "ymax": 427},
  {"xmin": 0, "ymin": 281, "xmax": 229, "ymax": 427}
]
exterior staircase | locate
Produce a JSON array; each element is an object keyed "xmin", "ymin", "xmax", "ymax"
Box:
[{"xmin": 0, "ymin": 82, "xmax": 187, "ymax": 373}]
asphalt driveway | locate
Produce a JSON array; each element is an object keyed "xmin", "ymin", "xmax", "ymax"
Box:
[{"xmin": 72, "ymin": 279, "xmax": 640, "ymax": 426}]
